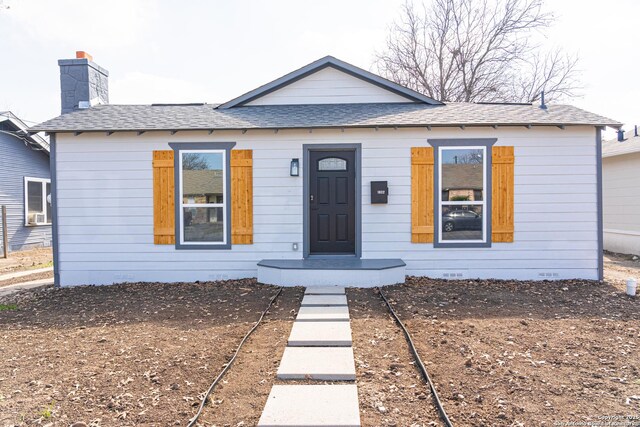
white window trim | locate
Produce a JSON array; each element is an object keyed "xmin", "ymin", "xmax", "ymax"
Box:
[
  {"xmin": 24, "ymin": 176, "xmax": 51, "ymax": 227},
  {"xmin": 437, "ymin": 146, "xmax": 487, "ymax": 244},
  {"xmin": 178, "ymin": 150, "xmax": 227, "ymax": 245}
]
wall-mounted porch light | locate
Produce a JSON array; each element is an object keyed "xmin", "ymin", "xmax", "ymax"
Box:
[{"xmin": 290, "ymin": 158, "xmax": 300, "ymax": 176}]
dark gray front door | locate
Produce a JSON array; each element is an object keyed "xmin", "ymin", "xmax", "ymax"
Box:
[{"xmin": 309, "ymin": 150, "xmax": 356, "ymax": 254}]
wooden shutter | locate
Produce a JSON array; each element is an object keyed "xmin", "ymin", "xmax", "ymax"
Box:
[
  {"xmin": 492, "ymin": 146, "xmax": 515, "ymax": 242},
  {"xmin": 153, "ymin": 150, "xmax": 175, "ymax": 245},
  {"xmin": 411, "ymin": 147, "xmax": 434, "ymax": 243},
  {"xmin": 231, "ymin": 150, "xmax": 253, "ymax": 244}
]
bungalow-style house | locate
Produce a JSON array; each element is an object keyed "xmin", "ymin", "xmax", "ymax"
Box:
[
  {"xmin": 0, "ymin": 111, "xmax": 52, "ymax": 253},
  {"xmin": 602, "ymin": 127, "xmax": 640, "ymax": 255},
  {"xmin": 33, "ymin": 52, "xmax": 619, "ymax": 287}
]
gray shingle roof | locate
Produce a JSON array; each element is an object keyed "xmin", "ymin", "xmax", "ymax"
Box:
[
  {"xmin": 31, "ymin": 102, "xmax": 620, "ymax": 133},
  {"xmin": 602, "ymin": 130, "xmax": 640, "ymax": 158},
  {"xmin": 183, "ymin": 170, "xmax": 223, "ymax": 197},
  {"xmin": 442, "ymin": 164, "xmax": 483, "ymax": 190}
]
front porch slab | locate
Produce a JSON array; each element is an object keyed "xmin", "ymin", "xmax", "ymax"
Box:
[
  {"xmin": 277, "ymin": 347, "xmax": 356, "ymax": 380},
  {"xmin": 257, "ymin": 384, "xmax": 360, "ymax": 427},
  {"xmin": 257, "ymin": 258, "xmax": 406, "ymax": 287},
  {"xmin": 288, "ymin": 321, "xmax": 352, "ymax": 346}
]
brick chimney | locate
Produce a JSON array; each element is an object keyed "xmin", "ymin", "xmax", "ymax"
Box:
[{"xmin": 58, "ymin": 51, "xmax": 109, "ymax": 114}]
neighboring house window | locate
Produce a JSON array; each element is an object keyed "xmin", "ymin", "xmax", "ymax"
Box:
[
  {"xmin": 438, "ymin": 146, "xmax": 487, "ymax": 244},
  {"xmin": 24, "ymin": 177, "xmax": 52, "ymax": 226},
  {"xmin": 178, "ymin": 150, "xmax": 227, "ymax": 245}
]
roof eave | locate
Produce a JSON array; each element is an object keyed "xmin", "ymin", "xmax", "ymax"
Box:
[{"xmin": 31, "ymin": 122, "xmax": 621, "ymax": 134}]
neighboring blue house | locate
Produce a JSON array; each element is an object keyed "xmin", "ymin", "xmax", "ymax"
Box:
[{"xmin": 0, "ymin": 111, "xmax": 52, "ymax": 253}]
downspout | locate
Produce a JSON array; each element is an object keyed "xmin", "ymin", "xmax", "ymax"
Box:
[
  {"xmin": 49, "ymin": 133, "xmax": 60, "ymax": 287},
  {"xmin": 596, "ymin": 127, "xmax": 604, "ymax": 281}
]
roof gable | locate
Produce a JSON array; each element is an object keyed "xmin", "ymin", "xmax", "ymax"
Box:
[
  {"xmin": 218, "ymin": 56, "xmax": 442, "ymax": 108},
  {"xmin": 0, "ymin": 111, "xmax": 49, "ymax": 153}
]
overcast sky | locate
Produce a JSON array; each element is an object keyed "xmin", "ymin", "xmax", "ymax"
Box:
[{"xmin": 0, "ymin": 0, "xmax": 637, "ymax": 137}]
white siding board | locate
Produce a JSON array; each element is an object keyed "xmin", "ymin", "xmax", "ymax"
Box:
[
  {"xmin": 55, "ymin": 126, "xmax": 599, "ymax": 285},
  {"xmin": 57, "ymin": 198, "xmax": 152, "ymax": 208},
  {"xmin": 56, "ymin": 179, "xmax": 152, "ymax": 190},
  {"xmin": 603, "ymin": 152, "xmax": 640, "ymax": 255},
  {"xmin": 60, "ymin": 242, "xmax": 297, "ymax": 253}
]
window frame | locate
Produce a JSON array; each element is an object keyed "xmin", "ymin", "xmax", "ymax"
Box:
[
  {"xmin": 24, "ymin": 176, "xmax": 52, "ymax": 227},
  {"xmin": 170, "ymin": 142, "xmax": 236, "ymax": 250},
  {"xmin": 438, "ymin": 145, "xmax": 487, "ymax": 244},
  {"xmin": 428, "ymin": 138, "xmax": 497, "ymax": 249}
]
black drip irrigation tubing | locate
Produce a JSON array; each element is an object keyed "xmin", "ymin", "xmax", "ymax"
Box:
[
  {"xmin": 378, "ymin": 287, "xmax": 454, "ymax": 427},
  {"xmin": 187, "ymin": 286, "xmax": 284, "ymax": 427}
]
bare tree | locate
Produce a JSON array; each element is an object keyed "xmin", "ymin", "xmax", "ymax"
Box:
[
  {"xmin": 375, "ymin": 0, "xmax": 581, "ymax": 103},
  {"xmin": 457, "ymin": 150, "xmax": 484, "ymax": 164},
  {"xmin": 182, "ymin": 153, "xmax": 210, "ymax": 170}
]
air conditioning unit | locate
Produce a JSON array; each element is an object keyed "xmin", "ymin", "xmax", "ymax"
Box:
[{"xmin": 33, "ymin": 213, "xmax": 46, "ymax": 224}]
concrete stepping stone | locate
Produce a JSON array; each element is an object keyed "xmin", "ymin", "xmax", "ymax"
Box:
[
  {"xmin": 304, "ymin": 286, "xmax": 346, "ymax": 295},
  {"xmin": 277, "ymin": 347, "xmax": 356, "ymax": 380},
  {"xmin": 301, "ymin": 294, "xmax": 348, "ymax": 306},
  {"xmin": 257, "ymin": 384, "xmax": 360, "ymax": 427},
  {"xmin": 296, "ymin": 305, "xmax": 350, "ymax": 321},
  {"xmin": 288, "ymin": 321, "xmax": 352, "ymax": 346}
]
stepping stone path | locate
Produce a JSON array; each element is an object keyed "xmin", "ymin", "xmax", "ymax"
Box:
[{"xmin": 258, "ymin": 286, "xmax": 361, "ymax": 427}]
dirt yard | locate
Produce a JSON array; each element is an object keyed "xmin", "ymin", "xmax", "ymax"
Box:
[
  {"xmin": 379, "ymin": 267, "xmax": 639, "ymax": 425},
  {"xmin": 348, "ymin": 288, "xmax": 441, "ymax": 426},
  {"xmin": 0, "ymin": 280, "xmax": 302, "ymax": 426},
  {"xmin": 0, "ymin": 253, "xmax": 638, "ymax": 426},
  {"xmin": 604, "ymin": 250, "xmax": 640, "ymax": 285},
  {"xmin": 0, "ymin": 247, "xmax": 53, "ymax": 275}
]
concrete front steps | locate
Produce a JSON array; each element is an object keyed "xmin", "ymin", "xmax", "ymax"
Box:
[
  {"xmin": 258, "ymin": 286, "xmax": 361, "ymax": 427},
  {"xmin": 257, "ymin": 258, "xmax": 405, "ymax": 287}
]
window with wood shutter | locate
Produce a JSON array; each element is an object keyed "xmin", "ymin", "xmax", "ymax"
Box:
[
  {"xmin": 411, "ymin": 147, "xmax": 434, "ymax": 242},
  {"xmin": 153, "ymin": 150, "xmax": 175, "ymax": 244},
  {"xmin": 492, "ymin": 146, "xmax": 515, "ymax": 242},
  {"xmin": 154, "ymin": 144, "xmax": 252, "ymax": 249},
  {"xmin": 179, "ymin": 150, "xmax": 228, "ymax": 245},
  {"xmin": 231, "ymin": 150, "xmax": 253, "ymax": 244},
  {"xmin": 437, "ymin": 146, "xmax": 487, "ymax": 244}
]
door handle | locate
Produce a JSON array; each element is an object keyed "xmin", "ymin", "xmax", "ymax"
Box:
[{"xmin": 310, "ymin": 194, "xmax": 314, "ymax": 202}]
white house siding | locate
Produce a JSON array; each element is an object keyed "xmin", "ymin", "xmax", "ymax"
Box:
[
  {"xmin": 245, "ymin": 67, "xmax": 413, "ymax": 105},
  {"xmin": 603, "ymin": 152, "xmax": 640, "ymax": 255},
  {"xmin": 54, "ymin": 126, "xmax": 598, "ymax": 286},
  {"xmin": 0, "ymin": 132, "xmax": 51, "ymax": 252}
]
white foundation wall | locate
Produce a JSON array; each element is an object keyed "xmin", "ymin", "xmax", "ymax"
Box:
[
  {"xmin": 54, "ymin": 126, "xmax": 599, "ymax": 285},
  {"xmin": 603, "ymin": 152, "xmax": 640, "ymax": 256}
]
